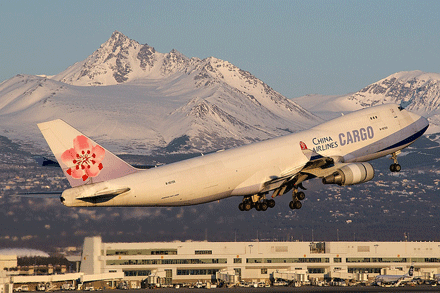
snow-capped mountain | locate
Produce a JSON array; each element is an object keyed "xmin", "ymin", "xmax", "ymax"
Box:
[
  {"xmin": 52, "ymin": 31, "xmax": 191, "ymax": 86},
  {"xmin": 0, "ymin": 31, "xmax": 320, "ymax": 154},
  {"xmin": 347, "ymin": 71, "xmax": 440, "ymax": 113},
  {"xmin": 293, "ymin": 70, "xmax": 440, "ymax": 135}
]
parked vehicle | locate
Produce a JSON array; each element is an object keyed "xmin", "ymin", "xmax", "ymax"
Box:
[
  {"xmin": 117, "ymin": 281, "xmax": 128, "ymax": 290},
  {"xmin": 61, "ymin": 283, "xmax": 75, "ymax": 291},
  {"xmin": 37, "ymin": 283, "xmax": 50, "ymax": 291},
  {"xmin": 13, "ymin": 285, "xmax": 29, "ymax": 292}
]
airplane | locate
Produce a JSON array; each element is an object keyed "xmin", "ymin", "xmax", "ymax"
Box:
[
  {"xmin": 35, "ymin": 102, "xmax": 428, "ymax": 211},
  {"xmin": 375, "ymin": 266, "xmax": 414, "ymax": 286}
]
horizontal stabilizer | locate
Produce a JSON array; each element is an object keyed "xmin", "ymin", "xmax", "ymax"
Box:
[
  {"xmin": 33, "ymin": 156, "xmax": 155, "ymax": 170},
  {"xmin": 75, "ymin": 187, "xmax": 130, "ymax": 200},
  {"xmin": 33, "ymin": 156, "xmax": 61, "ymax": 167},
  {"xmin": 13, "ymin": 191, "xmax": 62, "ymax": 198},
  {"xmin": 132, "ymin": 164, "xmax": 156, "ymax": 169}
]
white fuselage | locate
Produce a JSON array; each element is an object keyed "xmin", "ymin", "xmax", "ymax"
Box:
[{"xmin": 61, "ymin": 104, "xmax": 429, "ymax": 207}]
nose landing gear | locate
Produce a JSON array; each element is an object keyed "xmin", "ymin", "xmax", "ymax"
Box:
[{"xmin": 390, "ymin": 151, "xmax": 402, "ymax": 173}]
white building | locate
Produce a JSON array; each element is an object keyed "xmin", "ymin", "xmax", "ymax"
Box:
[
  {"xmin": 80, "ymin": 236, "xmax": 440, "ymax": 284},
  {"xmin": 0, "ymin": 256, "xmax": 17, "ymax": 272},
  {"xmin": 0, "ymin": 255, "xmax": 16, "ymax": 293}
]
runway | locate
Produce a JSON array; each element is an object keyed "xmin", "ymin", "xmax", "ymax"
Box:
[{"xmin": 99, "ymin": 285, "xmax": 440, "ymax": 293}]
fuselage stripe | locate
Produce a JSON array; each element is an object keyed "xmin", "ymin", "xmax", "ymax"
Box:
[{"xmin": 378, "ymin": 124, "xmax": 428, "ymax": 152}]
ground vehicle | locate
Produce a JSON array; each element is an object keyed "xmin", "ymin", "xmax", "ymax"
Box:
[
  {"xmin": 61, "ymin": 283, "xmax": 75, "ymax": 291},
  {"xmin": 13, "ymin": 285, "xmax": 29, "ymax": 292}
]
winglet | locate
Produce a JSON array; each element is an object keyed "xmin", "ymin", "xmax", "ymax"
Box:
[{"xmin": 300, "ymin": 141, "xmax": 324, "ymax": 161}]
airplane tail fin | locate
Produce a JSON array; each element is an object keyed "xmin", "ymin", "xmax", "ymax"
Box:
[
  {"xmin": 38, "ymin": 119, "xmax": 138, "ymax": 187},
  {"xmin": 407, "ymin": 266, "xmax": 414, "ymax": 277}
]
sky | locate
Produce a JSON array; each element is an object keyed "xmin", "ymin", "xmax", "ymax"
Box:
[{"xmin": 1, "ymin": 0, "xmax": 440, "ymax": 98}]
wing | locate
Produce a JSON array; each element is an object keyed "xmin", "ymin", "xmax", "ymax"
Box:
[{"xmin": 270, "ymin": 141, "xmax": 343, "ymax": 197}]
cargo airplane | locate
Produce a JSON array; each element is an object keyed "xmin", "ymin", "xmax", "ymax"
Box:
[{"xmin": 35, "ymin": 102, "xmax": 428, "ymax": 211}]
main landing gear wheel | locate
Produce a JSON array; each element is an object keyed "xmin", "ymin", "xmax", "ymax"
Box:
[
  {"xmin": 238, "ymin": 196, "xmax": 275, "ymax": 212},
  {"xmin": 237, "ymin": 201, "xmax": 252, "ymax": 211},
  {"xmin": 244, "ymin": 201, "xmax": 252, "ymax": 211},
  {"xmin": 267, "ymin": 199, "xmax": 275, "ymax": 208},
  {"xmin": 255, "ymin": 202, "xmax": 268, "ymax": 211},
  {"xmin": 289, "ymin": 200, "xmax": 302, "ymax": 209},
  {"xmin": 297, "ymin": 191, "xmax": 305, "ymax": 201}
]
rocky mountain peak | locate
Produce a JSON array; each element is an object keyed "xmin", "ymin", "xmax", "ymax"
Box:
[
  {"xmin": 53, "ymin": 32, "xmax": 158, "ymax": 85},
  {"xmin": 347, "ymin": 70, "xmax": 440, "ymax": 113},
  {"xmin": 105, "ymin": 31, "xmax": 136, "ymax": 48},
  {"xmin": 161, "ymin": 49, "xmax": 190, "ymax": 75}
]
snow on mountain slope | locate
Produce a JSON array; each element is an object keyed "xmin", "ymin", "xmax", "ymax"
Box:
[
  {"xmin": 293, "ymin": 70, "xmax": 440, "ymax": 135},
  {"xmin": 347, "ymin": 71, "xmax": 440, "ymax": 112},
  {"xmin": 52, "ymin": 31, "xmax": 193, "ymax": 86},
  {"xmin": 0, "ymin": 32, "xmax": 320, "ymax": 154}
]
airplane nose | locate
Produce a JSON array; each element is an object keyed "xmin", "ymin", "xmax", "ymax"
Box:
[
  {"xmin": 406, "ymin": 111, "xmax": 429, "ymax": 132},
  {"xmin": 420, "ymin": 115, "xmax": 429, "ymax": 130},
  {"xmin": 416, "ymin": 114, "xmax": 429, "ymax": 133}
]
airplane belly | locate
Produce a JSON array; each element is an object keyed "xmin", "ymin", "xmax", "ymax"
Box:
[{"xmin": 131, "ymin": 161, "xmax": 236, "ymax": 206}]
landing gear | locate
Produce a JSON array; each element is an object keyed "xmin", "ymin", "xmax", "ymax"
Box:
[
  {"xmin": 267, "ymin": 199, "xmax": 276, "ymax": 208},
  {"xmin": 289, "ymin": 188, "xmax": 306, "ymax": 210},
  {"xmin": 255, "ymin": 201, "xmax": 268, "ymax": 211},
  {"xmin": 289, "ymin": 200, "xmax": 302, "ymax": 209},
  {"xmin": 390, "ymin": 151, "xmax": 402, "ymax": 173},
  {"xmin": 238, "ymin": 194, "xmax": 276, "ymax": 212},
  {"xmin": 238, "ymin": 201, "xmax": 252, "ymax": 211},
  {"xmin": 239, "ymin": 201, "xmax": 252, "ymax": 211},
  {"xmin": 390, "ymin": 163, "xmax": 401, "ymax": 172}
]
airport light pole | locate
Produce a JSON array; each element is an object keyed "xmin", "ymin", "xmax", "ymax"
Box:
[{"xmin": 248, "ymin": 244, "xmax": 253, "ymax": 254}]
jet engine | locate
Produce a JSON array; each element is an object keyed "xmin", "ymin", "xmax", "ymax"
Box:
[{"xmin": 322, "ymin": 162, "xmax": 374, "ymax": 186}]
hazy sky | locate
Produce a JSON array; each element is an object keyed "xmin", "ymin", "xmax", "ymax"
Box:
[{"xmin": 1, "ymin": 0, "xmax": 439, "ymax": 98}]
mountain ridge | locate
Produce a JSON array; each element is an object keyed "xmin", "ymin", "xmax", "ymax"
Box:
[
  {"xmin": 293, "ymin": 70, "xmax": 440, "ymax": 135},
  {"xmin": 1, "ymin": 32, "xmax": 439, "ymax": 153},
  {"xmin": 0, "ymin": 32, "xmax": 320, "ymax": 154}
]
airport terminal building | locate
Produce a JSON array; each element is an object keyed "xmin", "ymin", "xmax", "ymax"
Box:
[{"xmin": 80, "ymin": 237, "xmax": 440, "ymax": 284}]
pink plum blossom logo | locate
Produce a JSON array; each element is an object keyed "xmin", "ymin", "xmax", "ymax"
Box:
[{"xmin": 61, "ymin": 135, "xmax": 105, "ymax": 181}]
